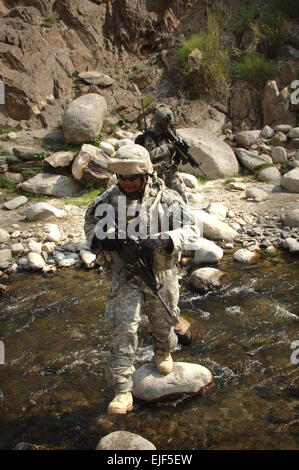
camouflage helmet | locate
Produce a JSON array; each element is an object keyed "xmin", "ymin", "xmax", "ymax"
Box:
[
  {"xmin": 108, "ymin": 143, "xmax": 153, "ymax": 175},
  {"xmin": 154, "ymin": 103, "xmax": 174, "ymax": 126}
]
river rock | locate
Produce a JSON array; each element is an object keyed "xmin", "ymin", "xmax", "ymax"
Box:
[
  {"xmin": 193, "ymin": 210, "xmax": 238, "ymax": 241},
  {"xmin": 235, "ymin": 149, "xmax": 272, "ymax": 172},
  {"xmin": 11, "ymin": 243, "xmax": 24, "ymax": 255},
  {"xmin": 72, "ymin": 144, "xmax": 113, "ymax": 186},
  {"xmin": 257, "ymin": 167, "xmax": 281, "ymax": 184},
  {"xmin": 234, "ymin": 130, "xmax": 262, "ymax": 147},
  {"xmin": 271, "ymin": 146, "xmax": 287, "ymax": 164},
  {"xmin": 45, "ymin": 151, "xmax": 75, "ymax": 168},
  {"xmin": 132, "ymin": 362, "xmax": 213, "ymax": 402},
  {"xmin": 233, "ymin": 249, "xmax": 259, "ymax": 263},
  {"xmin": 28, "ymin": 241, "xmax": 42, "ymax": 254},
  {"xmin": 273, "ymin": 124, "xmax": 292, "ymax": 133},
  {"xmin": 288, "ymin": 127, "xmax": 299, "ymax": 139},
  {"xmin": 281, "ymin": 168, "xmax": 299, "ymax": 192},
  {"xmin": 58, "ymin": 258, "xmax": 77, "ymax": 268},
  {"xmin": 43, "ymin": 224, "xmax": 61, "ymax": 243},
  {"xmin": 62, "ymin": 94, "xmax": 108, "ymax": 144},
  {"xmin": 205, "ymin": 202, "xmax": 228, "ymax": 221},
  {"xmin": 176, "ymin": 128, "xmax": 240, "ymax": 178},
  {"xmin": 3, "ymin": 196, "xmax": 28, "ymax": 211},
  {"xmin": 28, "ymin": 252, "xmax": 45, "ymax": 270},
  {"xmin": 25, "ymin": 203, "xmax": 67, "ymax": 222},
  {"xmin": 282, "ymin": 209, "xmax": 299, "ymax": 227},
  {"xmin": 96, "ymin": 431, "xmax": 156, "ymax": 451},
  {"xmin": 21, "ymin": 173, "xmax": 81, "ymax": 197},
  {"xmin": 179, "ymin": 173, "xmax": 198, "ymax": 188},
  {"xmin": 261, "ymin": 125, "xmax": 275, "ymax": 139},
  {"xmin": 245, "ymin": 188, "xmax": 269, "ymax": 201},
  {"xmin": 99, "ymin": 141, "xmax": 115, "ymax": 156},
  {"xmin": 0, "ymin": 229, "xmax": 10, "ymax": 243},
  {"xmin": 0, "ymin": 249, "xmax": 12, "ymax": 263},
  {"xmin": 186, "ymin": 193, "xmax": 205, "ymax": 208},
  {"xmin": 193, "ymin": 238, "xmax": 223, "ymax": 265},
  {"xmin": 80, "ymin": 251, "xmax": 96, "ymax": 268},
  {"xmin": 273, "ymin": 131, "xmax": 288, "ymax": 146},
  {"xmin": 190, "ymin": 267, "xmax": 224, "ymax": 292},
  {"xmin": 283, "ymin": 237, "xmax": 299, "ymax": 254},
  {"xmin": 290, "ymin": 138, "xmax": 299, "ymax": 149},
  {"xmin": 42, "ymin": 242, "xmax": 56, "ymax": 254}
]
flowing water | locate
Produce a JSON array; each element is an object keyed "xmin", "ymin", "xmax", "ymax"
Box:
[{"xmin": 0, "ymin": 251, "xmax": 298, "ymax": 450}]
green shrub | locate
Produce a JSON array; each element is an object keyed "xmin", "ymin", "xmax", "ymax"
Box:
[
  {"xmin": 41, "ymin": 11, "xmax": 59, "ymax": 27},
  {"xmin": 177, "ymin": 34, "xmax": 203, "ymax": 66},
  {"xmin": 90, "ymin": 131, "xmax": 105, "ymax": 147},
  {"xmin": 142, "ymin": 95, "xmax": 156, "ymax": 108},
  {"xmin": 177, "ymin": 9, "xmax": 230, "ymax": 99},
  {"xmin": 252, "ymin": 11, "xmax": 286, "ymax": 58},
  {"xmin": 231, "ymin": 6, "xmax": 260, "ymax": 38},
  {"xmin": 232, "ymin": 53, "xmax": 277, "ymax": 88},
  {"xmin": 267, "ymin": 0, "xmax": 299, "ymax": 18}
]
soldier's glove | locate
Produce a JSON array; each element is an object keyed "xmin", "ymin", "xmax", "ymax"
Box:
[
  {"xmin": 141, "ymin": 234, "xmax": 173, "ymax": 256},
  {"xmin": 91, "ymin": 235, "xmax": 117, "ymax": 253}
]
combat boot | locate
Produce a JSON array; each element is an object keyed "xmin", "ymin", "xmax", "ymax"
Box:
[
  {"xmin": 174, "ymin": 317, "xmax": 192, "ymax": 346},
  {"xmin": 154, "ymin": 351, "xmax": 173, "ymax": 375},
  {"xmin": 107, "ymin": 391, "xmax": 133, "ymax": 415}
]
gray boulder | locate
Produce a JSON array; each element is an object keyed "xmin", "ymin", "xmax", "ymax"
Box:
[
  {"xmin": 96, "ymin": 431, "xmax": 156, "ymax": 450},
  {"xmin": 78, "ymin": 71, "xmax": 115, "ymax": 87},
  {"xmin": 271, "ymin": 146, "xmax": 287, "ymax": 164},
  {"xmin": 245, "ymin": 187, "xmax": 269, "ymax": 201},
  {"xmin": 234, "ymin": 130, "xmax": 262, "ymax": 147},
  {"xmin": 193, "ymin": 238, "xmax": 223, "ymax": 265},
  {"xmin": 45, "ymin": 151, "xmax": 75, "ymax": 168},
  {"xmin": 132, "ymin": 362, "xmax": 213, "ymax": 402},
  {"xmin": 281, "ymin": 168, "xmax": 299, "ymax": 193},
  {"xmin": 235, "ymin": 149, "xmax": 272, "ymax": 172},
  {"xmin": 177, "ymin": 128, "xmax": 240, "ymax": 179},
  {"xmin": 25, "ymin": 203, "xmax": 67, "ymax": 222},
  {"xmin": 193, "ymin": 210, "xmax": 238, "ymax": 241},
  {"xmin": 282, "ymin": 209, "xmax": 299, "ymax": 227},
  {"xmin": 21, "ymin": 173, "xmax": 81, "ymax": 197},
  {"xmin": 0, "ymin": 228, "xmax": 10, "ymax": 243},
  {"xmin": 62, "ymin": 94, "xmax": 108, "ymax": 144},
  {"xmin": 3, "ymin": 196, "xmax": 28, "ymax": 210},
  {"xmin": 257, "ymin": 167, "xmax": 281, "ymax": 184},
  {"xmin": 190, "ymin": 267, "xmax": 224, "ymax": 293},
  {"xmin": 72, "ymin": 144, "xmax": 113, "ymax": 186}
]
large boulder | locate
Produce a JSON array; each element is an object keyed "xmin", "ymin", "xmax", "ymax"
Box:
[
  {"xmin": 190, "ymin": 267, "xmax": 224, "ymax": 293},
  {"xmin": 62, "ymin": 94, "xmax": 108, "ymax": 144},
  {"xmin": 193, "ymin": 238, "xmax": 223, "ymax": 265},
  {"xmin": 193, "ymin": 210, "xmax": 238, "ymax": 241},
  {"xmin": 234, "ymin": 149, "xmax": 272, "ymax": 172},
  {"xmin": 132, "ymin": 362, "xmax": 213, "ymax": 402},
  {"xmin": 176, "ymin": 128, "xmax": 240, "ymax": 179},
  {"xmin": 21, "ymin": 173, "xmax": 81, "ymax": 197},
  {"xmin": 71, "ymin": 144, "xmax": 113, "ymax": 187},
  {"xmin": 25, "ymin": 203, "xmax": 67, "ymax": 222},
  {"xmin": 281, "ymin": 168, "xmax": 299, "ymax": 193}
]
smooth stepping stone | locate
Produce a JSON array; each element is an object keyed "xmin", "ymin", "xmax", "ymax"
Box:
[{"xmin": 132, "ymin": 362, "xmax": 213, "ymax": 402}]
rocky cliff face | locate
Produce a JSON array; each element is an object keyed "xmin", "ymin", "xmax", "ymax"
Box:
[
  {"xmin": 0, "ymin": 0, "xmax": 188, "ymax": 129},
  {"xmin": 0, "ymin": 0, "xmax": 298, "ymax": 133}
]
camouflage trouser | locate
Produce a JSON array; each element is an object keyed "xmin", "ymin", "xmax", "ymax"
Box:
[
  {"xmin": 104, "ymin": 268, "xmax": 180, "ymax": 393},
  {"xmin": 157, "ymin": 166, "xmax": 188, "ymax": 205}
]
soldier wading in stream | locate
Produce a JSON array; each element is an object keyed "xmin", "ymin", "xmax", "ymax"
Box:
[{"xmin": 84, "ymin": 143, "xmax": 199, "ymax": 415}]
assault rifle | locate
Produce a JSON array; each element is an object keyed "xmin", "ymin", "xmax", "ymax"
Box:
[
  {"xmin": 166, "ymin": 127, "xmax": 207, "ymax": 177},
  {"xmin": 104, "ymin": 236, "xmax": 178, "ymax": 321}
]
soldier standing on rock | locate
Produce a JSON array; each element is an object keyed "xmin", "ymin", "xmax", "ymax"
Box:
[
  {"xmin": 137, "ymin": 103, "xmax": 189, "ymax": 204},
  {"xmin": 84, "ymin": 144, "xmax": 199, "ymax": 415}
]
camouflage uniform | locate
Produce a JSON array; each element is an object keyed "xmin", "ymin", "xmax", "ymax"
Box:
[
  {"xmin": 144, "ymin": 128, "xmax": 189, "ymax": 204},
  {"xmin": 84, "ymin": 175, "xmax": 199, "ymax": 394}
]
